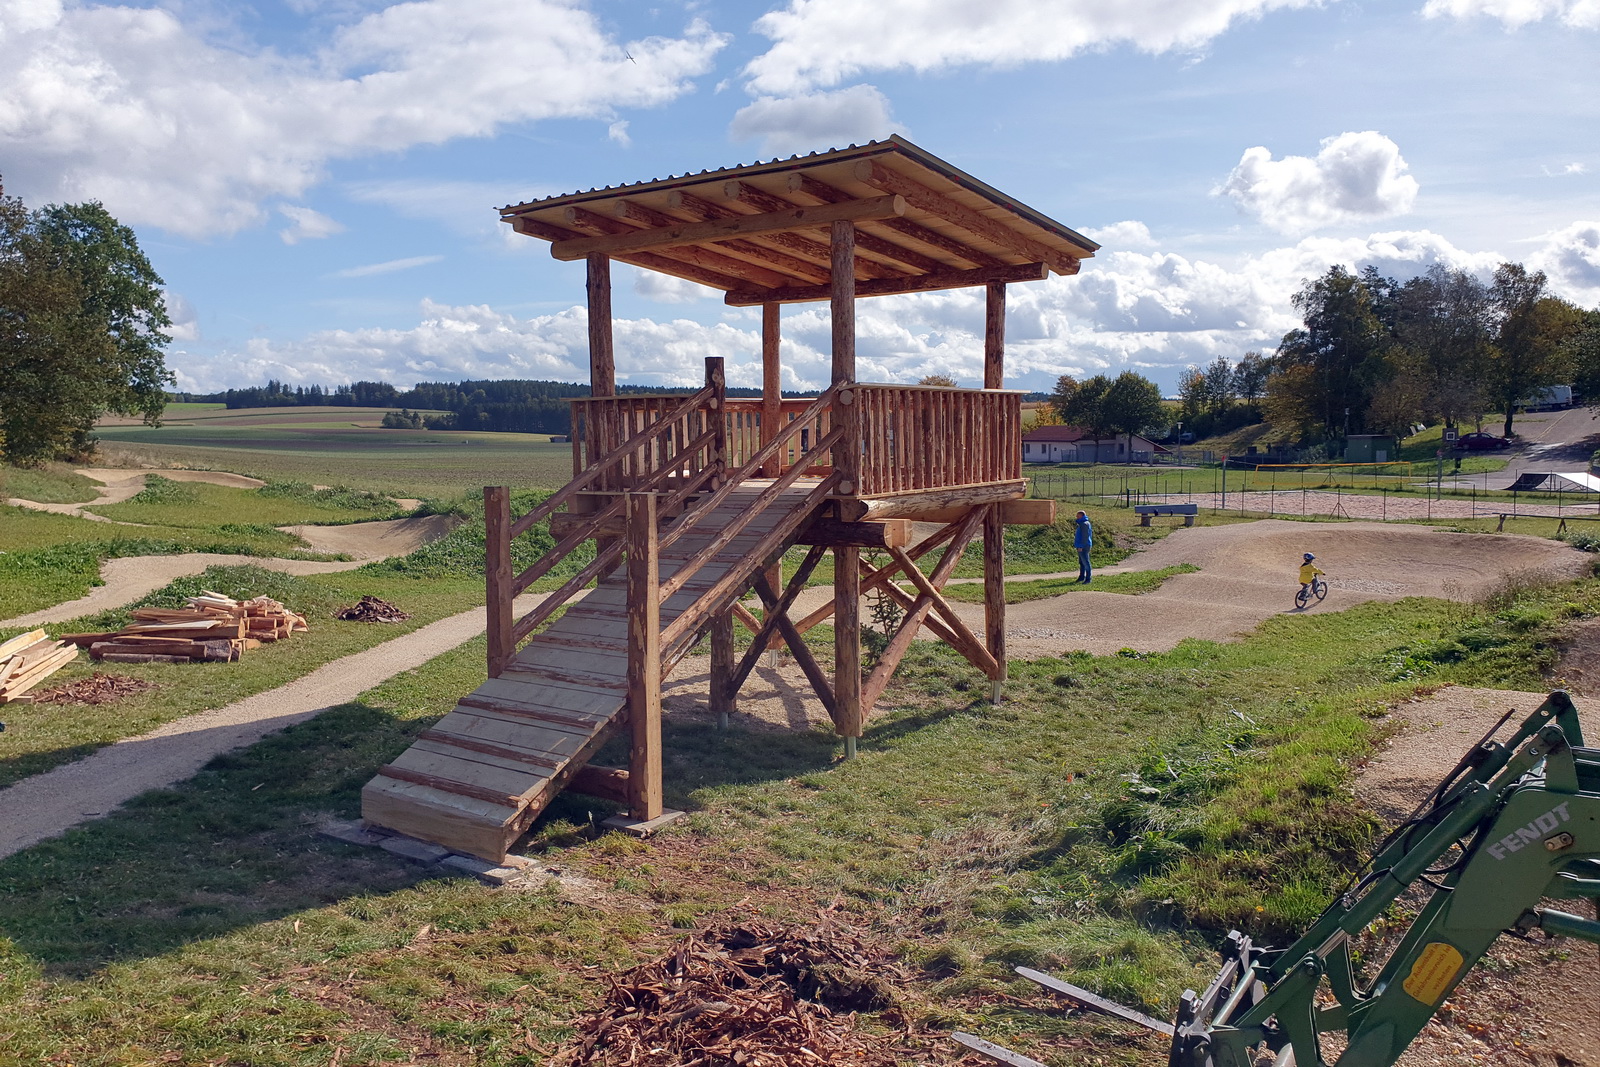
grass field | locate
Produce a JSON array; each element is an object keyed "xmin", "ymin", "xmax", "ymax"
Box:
[
  {"xmin": 0, "ymin": 462, "xmax": 104, "ymax": 504},
  {"xmin": 92, "ymin": 406, "xmax": 575, "ymax": 496},
  {"xmin": 0, "ymin": 548, "xmax": 1590, "ymax": 1064}
]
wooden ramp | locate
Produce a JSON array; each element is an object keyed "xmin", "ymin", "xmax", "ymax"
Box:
[{"xmin": 361, "ymin": 483, "xmax": 824, "ymax": 861}]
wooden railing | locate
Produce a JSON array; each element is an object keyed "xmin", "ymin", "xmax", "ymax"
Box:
[
  {"xmin": 852, "ymin": 385, "xmax": 1021, "ymax": 496},
  {"xmin": 722, "ymin": 397, "xmax": 834, "ymax": 473}
]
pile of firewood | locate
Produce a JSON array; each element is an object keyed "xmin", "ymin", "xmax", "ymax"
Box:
[
  {"xmin": 61, "ymin": 591, "xmax": 309, "ymax": 664},
  {"xmin": 0, "ymin": 629, "xmax": 80, "ymax": 705},
  {"xmin": 554, "ymin": 921, "xmax": 913, "ymax": 1066}
]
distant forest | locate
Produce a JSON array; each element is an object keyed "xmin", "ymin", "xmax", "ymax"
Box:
[
  {"xmin": 172, "ymin": 378, "xmax": 766, "ymax": 435},
  {"xmin": 171, "ymin": 378, "xmax": 1051, "ymax": 436}
]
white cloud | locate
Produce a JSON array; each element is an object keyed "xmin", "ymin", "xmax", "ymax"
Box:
[
  {"xmin": 277, "ymin": 204, "xmax": 345, "ymax": 244},
  {"xmin": 608, "ymin": 119, "xmax": 632, "ymax": 146},
  {"xmin": 728, "ymin": 84, "xmax": 903, "ymax": 157},
  {"xmin": 1080, "ymin": 220, "xmax": 1156, "ymax": 249},
  {"xmin": 743, "ymin": 0, "xmax": 1323, "ymax": 94},
  {"xmin": 1542, "ymin": 161, "xmax": 1587, "ymax": 176},
  {"xmin": 343, "ymin": 177, "xmax": 541, "ymax": 238},
  {"xmin": 0, "ymin": 3, "xmax": 726, "ymax": 237},
  {"xmin": 167, "ymin": 226, "xmax": 1552, "ymax": 396},
  {"xmin": 162, "ymin": 289, "xmax": 200, "ymax": 342},
  {"xmin": 331, "ymin": 255, "xmax": 444, "ymax": 278},
  {"xmin": 1529, "ymin": 221, "xmax": 1600, "ymax": 304},
  {"xmin": 1217, "ymin": 131, "xmax": 1419, "ymax": 234},
  {"xmin": 1422, "ymin": 0, "xmax": 1600, "ymax": 28},
  {"xmin": 630, "ymin": 267, "xmax": 713, "ymax": 303}
]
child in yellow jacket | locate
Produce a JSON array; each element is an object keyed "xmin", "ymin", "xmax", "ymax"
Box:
[{"xmin": 1299, "ymin": 552, "xmax": 1325, "ymax": 595}]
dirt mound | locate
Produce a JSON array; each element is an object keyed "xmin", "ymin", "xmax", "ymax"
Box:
[
  {"xmin": 1356, "ymin": 687, "xmax": 1599, "ymax": 1066},
  {"xmin": 278, "ymin": 514, "xmax": 460, "ymax": 560},
  {"xmin": 78, "ymin": 468, "xmax": 267, "ymax": 490},
  {"xmin": 1552, "ymin": 617, "xmax": 1600, "ymax": 695},
  {"xmin": 554, "ymin": 921, "xmax": 916, "ymax": 1066}
]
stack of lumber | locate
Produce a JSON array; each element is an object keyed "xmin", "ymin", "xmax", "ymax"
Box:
[
  {"xmin": 60, "ymin": 591, "xmax": 309, "ymax": 664},
  {"xmin": 0, "ymin": 629, "xmax": 80, "ymax": 704}
]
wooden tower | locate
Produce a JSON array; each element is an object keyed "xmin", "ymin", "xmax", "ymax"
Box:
[{"xmin": 361, "ymin": 137, "xmax": 1099, "ymax": 861}]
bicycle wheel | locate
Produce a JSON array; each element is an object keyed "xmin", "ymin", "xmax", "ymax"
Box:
[
  {"xmin": 1314, "ymin": 578, "xmax": 1328, "ymax": 602},
  {"xmin": 1295, "ymin": 586, "xmax": 1310, "ymax": 609}
]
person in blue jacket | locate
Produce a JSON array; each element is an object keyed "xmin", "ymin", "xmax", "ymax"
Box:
[{"xmin": 1074, "ymin": 510, "xmax": 1093, "ymax": 583}]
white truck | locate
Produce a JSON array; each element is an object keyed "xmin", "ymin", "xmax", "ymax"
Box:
[{"xmin": 1520, "ymin": 384, "xmax": 1573, "ymax": 411}]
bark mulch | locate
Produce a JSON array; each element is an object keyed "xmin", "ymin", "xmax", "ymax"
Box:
[
  {"xmin": 334, "ymin": 596, "xmax": 412, "ymax": 623},
  {"xmin": 33, "ymin": 672, "xmax": 160, "ymax": 705},
  {"xmin": 554, "ymin": 920, "xmax": 944, "ymax": 1066}
]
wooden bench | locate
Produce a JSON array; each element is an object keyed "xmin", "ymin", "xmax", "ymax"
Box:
[{"xmin": 1134, "ymin": 503, "xmax": 1198, "ymax": 527}]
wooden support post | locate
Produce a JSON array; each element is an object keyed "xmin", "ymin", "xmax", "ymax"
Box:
[
  {"xmin": 587, "ymin": 253, "xmax": 615, "ymax": 397},
  {"xmin": 626, "ymin": 492, "xmax": 663, "ymax": 821},
  {"xmin": 710, "ymin": 611, "xmax": 734, "ymax": 730},
  {"xmin": 983, "ymin": 502, "xmax": 1007, "ymax": 702},
  {"xmin": 484, "ymin": 486, "xmax": 514, "ymax": 678},
  {"xmin": 984, "ymin": 282, "xmax": 1005, "ymax": 390},
  {"xmin": 761, "ymin": 302, "xmax": 781, "ymax": 477},
  {"xmin": 706, "ymin": 355, "xmax": 727, "ymax": 488},
  {"xmin": 834, "ymin": 544, "xmax": 862, "ymax": 750},
  {"xmin": 830, "ymin": 220, "xmax": 856, "ymax": 385}
]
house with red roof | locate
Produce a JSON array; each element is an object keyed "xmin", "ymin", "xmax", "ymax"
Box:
[{"xmin": 1022, "ymin": 425, "xmax": 1167, "ymax": 464}]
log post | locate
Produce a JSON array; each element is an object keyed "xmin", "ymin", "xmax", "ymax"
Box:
[
  {"xmin": 983, "ymin": 502, "xmax": 1007, "ymax": 703},
  {"xmin": 484, "ymin": 486, "xmax": 514, "ymax": 678},
  {"xmin": 830, "ymin": 220, "xmax": 856, "ymax": 384},
  {"xmin": 834, "ymin": 545, "xmax": 862, "ymax": 755},
  {"xmin": 761, "ymin": 303, "xmax": 781, "ymax": 477},
  {"xmin": 626, "ymin": 492, "xmax": 663, "ymax": 820},
  {"xmin": 984, "ymin": 282, "xmax": 1006, "ymax": 390},
  {"xmin": 706, "ymin": 355, "xmax": 727, "ymax": 489},
  {"xmin": 587, "ymin": 253, "xmax": 615, "ymax": 397},
  {"xmin": 710, "ymin": 611, "xmax": 735, "ymax": 730}
]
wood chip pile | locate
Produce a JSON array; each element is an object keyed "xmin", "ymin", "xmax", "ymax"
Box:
[
  {"xmin": 60, "ymin": 591, "xmax": 309, "ymax": 664},
  {"xmin": 555, "ymin": 921, "xmax": 918, "ymax": 1066},
  {"xmin": 335, "ymin": 595, "xmax": 412, "ymax": 622},
  {"xmin": 35, "ymin": 672, "xmax": 160, "ymax": 705},
  {"xmin": 0, "ymin": 629, "xmax": 80, "ymax": 705}
]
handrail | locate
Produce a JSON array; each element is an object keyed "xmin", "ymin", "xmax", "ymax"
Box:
[{"xmin": 509, "ymin": 380, "xmax": 715, "ymax": 541}]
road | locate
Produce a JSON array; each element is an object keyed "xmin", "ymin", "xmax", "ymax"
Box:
[{"xmin": 1440, "ymin": 405, "xmax": 1600, "ymax": 491}]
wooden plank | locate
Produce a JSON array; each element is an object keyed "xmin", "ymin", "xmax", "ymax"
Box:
[
  {"xmin": 433, "ymin": 706, "xmax": 598, "ymax": 748},
  {"xmin": 0, "ymin": 629, "xmax": 46, "ymax": 660},
  {"xmin": 387, "ymin": 744, "xmax": 550, "ymax": 796},
  {"xmin": 725, "ymin": 262, "xmax": 1046, "ymax": 307},
  {"xmin": 794, "ymin": 517, "xmax": 911, "ymax": 548},
  {"xmin": 460, "ymin": 688, "xmax": 621, "ymax": 724},
  {"xmin": 550, "ymin": 196, "xmax": 906, "ymax": 262},
  {"xmin": 714, "ymin": 183, "xmax": 905, "ymax": 281},
  {"xmin": 374, "ymin": 764, "xmax": 525, "ymax": 808},
  {"xmin": 627, "ymin": 493, "xmax": 664, "ymax": 821},
  {"xmin": 416, "ymin": 728, "xmax": 563, "ymax": 769}
]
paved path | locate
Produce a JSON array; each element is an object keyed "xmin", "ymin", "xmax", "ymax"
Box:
[{"xmin": 0, "ymin": 593, "xmax": 533, "ymax": 861}]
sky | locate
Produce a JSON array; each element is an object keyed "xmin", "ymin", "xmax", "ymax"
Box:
[{"xmin": 2, "ymin": 0, "xmax": 1598, "ymax": 397}]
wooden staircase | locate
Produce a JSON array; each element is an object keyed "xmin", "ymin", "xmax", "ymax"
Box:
[{"xmin": 362, "ymin": 362, "xmax": 843, "ymax": 861}]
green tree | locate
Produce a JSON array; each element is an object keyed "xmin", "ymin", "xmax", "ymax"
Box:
[
  {"xmin": 1052, "ymin": 374, "xmax": 1113, "ymax": 434},
  {"xmin": 1270, "ymin": 266, "xmax": 1385, "ymax": 440},
  {"xmin": 1232, "ymin": 350, "xmax": 1270, "ymax": 403},
  {"xmin": 917, "ymin": 372, "xmax": 957, "ymax": 387},
  {"xmin": 1486, "ymin": 263, "xmax": 1581, "ymax": 437},
  {"xmin": 1565, "ymin": 309, "xmax": 1600, "ymax": 406},
  {"xmin": 1386, "ymin": 264, "xmax": 1491, "ymax": 433},
  {"xmin": 1100, "ymin": 371, "xmax": 1165, "ymax": 461},
  {"xmin": 0, "ymin": 186, "xmax": 171, "ymax": 462}
]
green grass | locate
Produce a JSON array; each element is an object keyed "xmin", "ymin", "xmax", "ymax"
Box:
[
  {"xmin": 95, "ymin": 477, "xmax": 403, "ymax": 528},
  {"xmin": 0, "ymin": 507, "xmax": 338, "ymax": 622},
  {"xmin": 943, "ymin": 564, "xmax": 1201, "ymax": 604},
  {"xmin": 0, "ymin": 462, "xmax": 103, "ymax": 504},
  {"xmin": 3, "ymin": 551, "xmax": 1592, "ymax": 1064}
]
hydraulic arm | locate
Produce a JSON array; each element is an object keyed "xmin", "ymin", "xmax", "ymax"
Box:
[{"xmin": 957, "ymin": 690, "xmax": 1600, "ymax": 1067}]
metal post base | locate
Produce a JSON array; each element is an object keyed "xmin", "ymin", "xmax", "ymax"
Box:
[{"xmin": 844, "ymin": 736, "xmax": 857, "ymax": 759}]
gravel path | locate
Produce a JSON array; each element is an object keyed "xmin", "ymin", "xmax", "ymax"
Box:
[{"xmin": 1148, "ymin": 488, "xmax": 1590, "ymax": 523}]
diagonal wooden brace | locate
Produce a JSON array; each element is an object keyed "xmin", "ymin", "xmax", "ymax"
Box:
[
  {"xmin": 732, "ymin": 544, "xmax": 827, "ymax": 695},
  {"xmin": 750, "ymin": 567, "xmax": 840, "ymax": 725},
  {"xmin": 791, "ymin": 517, "xmax": 962, "ymax": 635}
]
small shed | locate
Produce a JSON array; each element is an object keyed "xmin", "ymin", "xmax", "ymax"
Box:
[{"xmin": 1346, "ymin": 435, "xmax": 1398, "ymax": 463}]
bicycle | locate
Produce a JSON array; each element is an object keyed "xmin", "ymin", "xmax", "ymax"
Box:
[{"xmin": 1295, "ymin": 575, "xmax": 1328, "ymax": 609}]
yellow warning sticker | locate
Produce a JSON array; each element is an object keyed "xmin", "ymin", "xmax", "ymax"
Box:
[{"xmin": 1402, "ymin": 942, "xmax": 1464, "ymax": 1005}]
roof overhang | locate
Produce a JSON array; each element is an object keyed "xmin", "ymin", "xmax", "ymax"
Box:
[{"xmin": 500, "ymin": 136, "xmax": 1098, "ymax": 306}]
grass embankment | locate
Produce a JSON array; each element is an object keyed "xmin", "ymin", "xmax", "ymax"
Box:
[
  {"xmin": 943, "ymin": 564, "xmax": 1200, "ymax": 604},
  {"xmin": 95, "ymin": 477, "xmax": 403, "ymax": 527},
  {"xmin": 3, "ymin": 550, "xmax": 1592, "ymax": 1063},
  {"xmin": 0, "ymin": 462, "xmax": 104, "ymax": 504}
]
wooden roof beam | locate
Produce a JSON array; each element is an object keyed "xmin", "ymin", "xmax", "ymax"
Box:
[
  {"xmin": 549, "ymin": 195, "xmax": 906, "ymax": 262},
  {"xmin": 784, "ymin": 173, "xmax": 1001, "ymax": 270},
  {"xmin": 725, "ymin": 262, "xmax": 1048, "ymax": 307},
  {"xmin": 669, "ymin": 189, "xmax": 849, "ymax": 277},
  {"xmin": 611, "ymin": 199, "xmax": 829, "ymax": 285},
  {"xmin": 510, "ymin": 216, "xmax": 750, "ymax": 292},
  {"xmin": 561, "ymin": 207, "xmax": 793, "ymax": 290},
  {"xmin": 853, "ymin": 160, "xmax": 1080, "ymax": 275},
  {"xmin": 726, "ymin": 180, "xmax": 944, "ymax": 276}
]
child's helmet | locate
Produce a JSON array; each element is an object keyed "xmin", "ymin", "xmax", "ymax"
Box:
[{"xmin": 1303, "ymin": 552, "xmax": 1315, "ymax": 561}]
